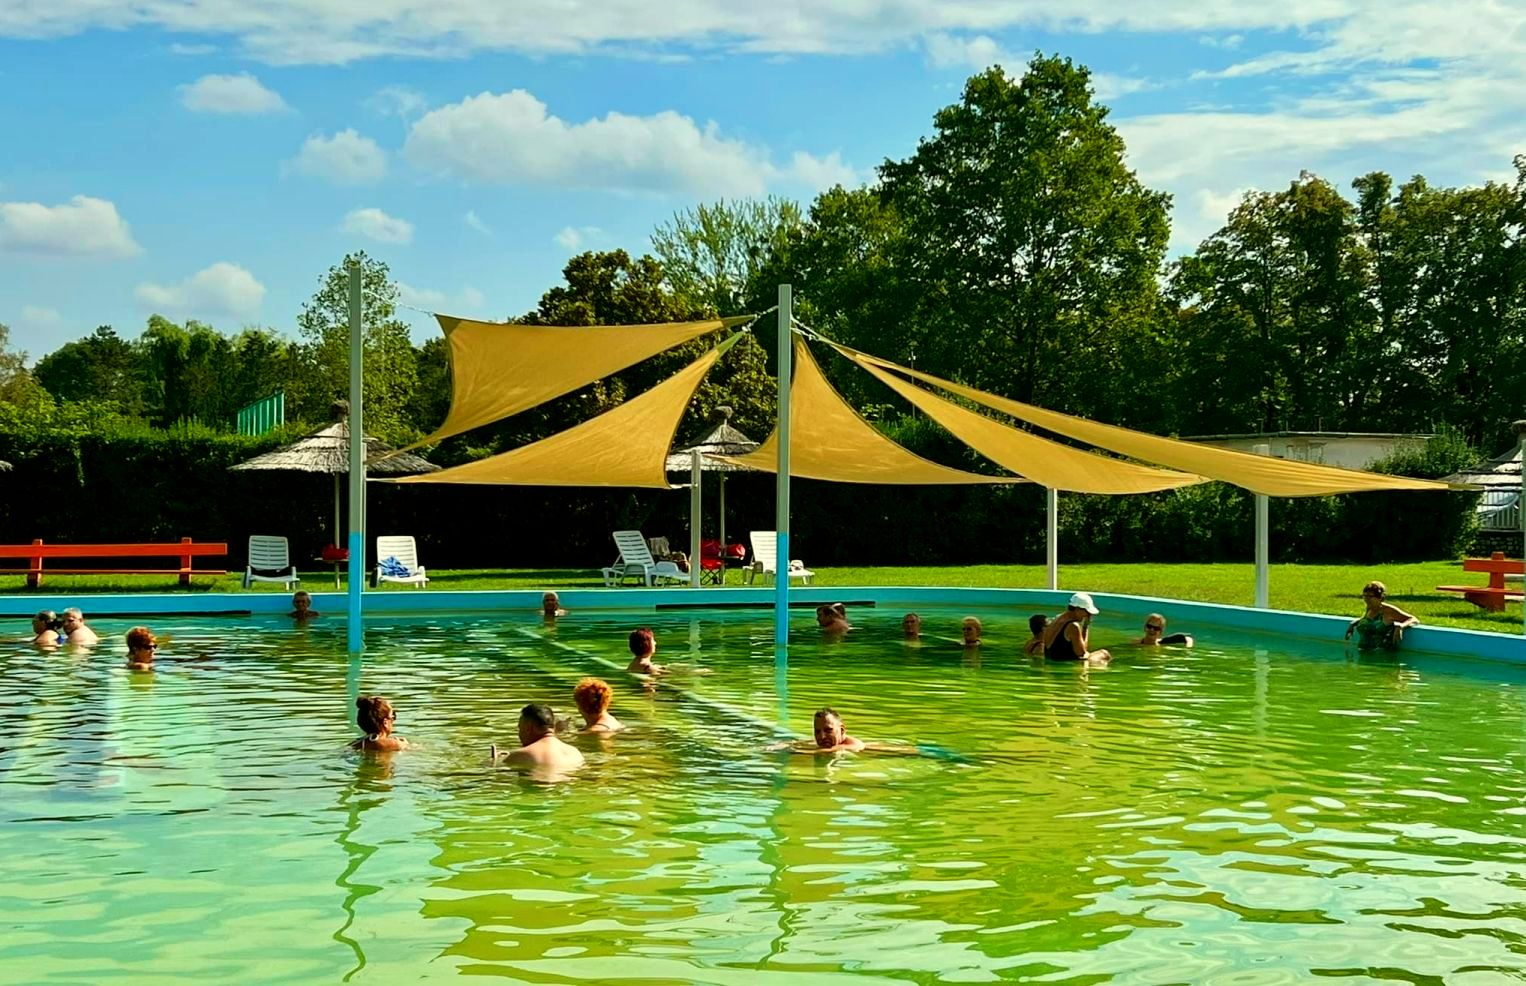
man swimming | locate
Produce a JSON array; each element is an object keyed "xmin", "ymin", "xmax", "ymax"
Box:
[
  {"xmin": 492, "ymin": 704, "xmax": 585, "ymax": 772},
  {"xmin": 289, "ymin": 591, "xmax": 319, "ymax": 621}
]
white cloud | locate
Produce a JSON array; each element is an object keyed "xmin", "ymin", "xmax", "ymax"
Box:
[
  {"xmin": 923, "ymin": 33, "xmax": 1017, "ymax": 72},
  {"xmin": 404, "ymin": 89, "xmax": 852, "ymax": 196},
  {"xmin": 785, "ymin": 150, "xmax": 859, "ymax": 189},
  {"xmin": 168, "ymin": 42, "xmax": 217, "ymax": 55},
  {"xmin": 463, "ymin": 210, "xmax": 491, "ymax": 235},
  {"xmin": 1090, "ymin": 72, "xmax": 1156, "ymax": 101},
  {"xmin": 135, "ymin": 262, "xmax": 266, "ymax": 318},
  {"xmin": 367, "ymin": 84, "xmax": 427, "ymax": 118},
  {"xmin": 19, "ymin": 305, "xmax": 62, "ymax": 331},
  {"xmin": 179, "ymin": 72, "xmax": 287, "ymax": 113},
  {"xmin": 341, "ymin": 207, "xmax": 413, "ymax": 244},
  {"xmin": 398, "ymin": 282, "xmax": 485, "ymax": 313},
  {"xmin": 553, "ymin": 225, "xmax": 603, "ymax": 250},
  {"xmin": 0, "ymin": 195, "xmax": 141, "ymax": 258},
  {"xmin": 286, "ymin": 129, "xmax": 387, "ymax": 184}
]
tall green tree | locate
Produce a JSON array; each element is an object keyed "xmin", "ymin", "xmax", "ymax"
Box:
[
  {"xmin": 32, "ymin": 326, "xmax": 147, "ymax": 415},
  {"xmin": 878, "ymin": 57, "xmax": 1172, "ymax": 416},
  {"xmin": 0, "ymin": 323, "xmax": 50, "ymax": 408},
  {"xmin": 296, "ymin": 252, "xmax": 419, "ymax": 440},
  {"xmin": 651, "ymin": 197, "xmax": 803, "ymax": 316}
]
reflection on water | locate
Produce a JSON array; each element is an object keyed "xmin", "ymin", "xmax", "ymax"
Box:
[{"xmin": 1, "ymin": 609, "xmax": 1524, "ymax": 982}]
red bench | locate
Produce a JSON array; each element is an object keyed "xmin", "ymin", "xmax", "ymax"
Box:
[
  {"xmin": 1436, "ymin": 551, "xmax": 1525, "ymax": 612},
  {"xmin": 0, "ymin": 538, "xmax": 228, "ymax": 588}
]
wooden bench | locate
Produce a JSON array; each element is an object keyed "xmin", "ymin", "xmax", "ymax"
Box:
[
  {"xmin": 0, "ymin": 538, "xmax": 228, "ymax": 588},
  {"xmin": 1436, "ymin": 551, "xmax": 1525, "ymax": 612}
]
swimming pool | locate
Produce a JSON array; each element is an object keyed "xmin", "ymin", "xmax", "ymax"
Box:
[{"xmin": 4, "ymin": 607, "xmax": 1524, "ymax": 982}]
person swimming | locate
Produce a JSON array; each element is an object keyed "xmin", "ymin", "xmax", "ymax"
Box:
[
  {"xmin": 816, "ymin": 603, "xmax": 851, "ymax": 635},
  {"xmin": 30, "ymin": 609, "xmax": 61, "ymax": 646},
  {"xmin": 572, "ymin": 677, "xmax": 624, "ymax": 732},
  {"xmin": 125, "ymin": 626, "xmax": 157, "ymax": 671},
  {"xmin": 1043, "ymin": 593, "xmax": 1111, "ymax": 666},
  {"xmin": 1023, "ymin": 614, "xmax": 1048, "ymax": 656},
  {"xmin": 626, "ymin": 627, "xmax": 666, "ymax": 675},
  {"xmin": 1344, "ymin": 580, "xmax": 1418, "ymax": 650},
  {"xmin": 57, "ymin": 607, "xmax": 99, "ymax": 646},
  {"xmin": 351, "ymin": 696, "xmax": 408, "ymax": 752},
  {"xmin": 541, "ymin": 591, "xmax": 567, "ymax": 619},
  {"xmin": 960, "ymin": 616, "xmax": 982, "ymax": 647},
  {"xmin": 492, "ymin": 703, "xmax": 585, "ymax": 773},
  {"xmin": 901, "ymin": 613, "xmax": 922, "ymax": 640},
  {"xmin": 1136, "ymin": 613, "xmax": 1194, "ymax": 647},
  {"xmin": 290, "ymin": 590, "xmax": 319, "ymax": 621}
]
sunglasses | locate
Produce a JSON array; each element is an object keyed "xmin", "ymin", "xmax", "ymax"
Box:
[{"xmin": 1144, "ymin": 624, "xmax": 1164, "ymax": 632}]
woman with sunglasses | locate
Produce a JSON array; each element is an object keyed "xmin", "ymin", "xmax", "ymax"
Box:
[
  {"xmin": 1344, "ymin": 581, "xmax": 1418, "ymax": 650},
  {"xmin": 352, "ymin": 696, "xmax": 408, "ymax": 752},
  {"xmin": 1136, "ymin": 614, "xmax": 1193, "ymax": 647},
  {"xmin": 126, "ymin": 626, "xmax": 158, "ymax": 671}
]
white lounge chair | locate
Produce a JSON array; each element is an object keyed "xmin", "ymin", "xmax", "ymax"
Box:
[
  {"xmin": 747, "ymin": 531, "xmax": 813, "ymax": 585},
  {"xmin": 244, "ymin": 535, "xmax": 300, "ymax": 590},
  {"xmin": 374, "ymin": 535, "xmax": 429, "ymax": 588},
  {"xmin": 601, "ymin": 530, "xmax": 688, "ymax": 587}
]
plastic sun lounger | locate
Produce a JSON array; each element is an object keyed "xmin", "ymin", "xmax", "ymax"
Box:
[
  {"xmin": 745, "ymin": 531, "xmax": 813, "ymax": 585},
  {"xmin": 374, "ymin": 535, "xmax": 429, "ymax": 588},
  {"xmin": 602, "ymin": 530, "xmax": 688, "ymax": 587}
]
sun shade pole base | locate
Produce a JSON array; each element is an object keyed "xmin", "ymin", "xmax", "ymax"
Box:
[
  {"xmin": 1254, "ymin": 443, "xmax": 1270, "ymax": 610},
  {"xmin": 690, "ymin": 449, "xmax": 702, "ymax": 588},
  {"xmin": 774, "ymin": 284, "xmax": 792, "ymax": 652},
  {"xmin": 346, "ymin": 262, "xmax": 365, "ymax": 654},
  {"xmin": 1046, "ymin": 487, "xmax": 1059, "ymax": 590}
]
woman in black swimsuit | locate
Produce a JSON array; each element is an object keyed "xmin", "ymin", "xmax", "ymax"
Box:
[{"xmin": 1043, "ymin": 593, "xmax": 1112, "ymax": 666}]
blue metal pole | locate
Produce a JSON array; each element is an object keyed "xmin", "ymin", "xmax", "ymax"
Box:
[
  {"xmin": 774, "ymin": 284, "xmax": 792, "ymax": 650},
  {"xmin": 346, "ymin": 264, "xmax": 365, "ymax": 653}
]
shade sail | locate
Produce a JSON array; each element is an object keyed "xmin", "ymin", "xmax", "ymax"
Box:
[
  {"xmin": 839, "ymin": 349, "xmax": 1203, "ymax": 494},
  {"xmin": 717, "ymin": 338, "xmax": 1017, "ymax": 486},
  {"xmin": 394, "ymin": 335, "xmax": 739, "ymax": 488},
  {"xmin": 843, "ymin": 346, "xmax": 1456, "ymax": 497},
  {"xmin": 393, "ymin": 313, "xmax": 751, "ymax": 455}
]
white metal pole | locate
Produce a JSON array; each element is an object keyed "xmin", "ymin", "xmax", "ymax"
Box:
[
  {"xmin": 1514, "ymin": 420, "xmax": 1526, "ymax": 637},
  {"xmin": 346, "ymin": 264, "xmax": 365, "ymax": 652},
  {"xmin": 1254, "ymin": 442, "xmax": 1270, "ymax": 610},
  {"xmin": 718, "ymin": 473, "xmax": 726, "ymax": 562},
  {"xmin": 689, "ymin": 449, "xmax": 702, "ymax": 588},
  {"xmin": 1045, "ymin": 487, "xmax": 1059, "ymax": 590},
  {"xmin": 774, "ymin": 285, "xmax": 792, "ymax": 648}
]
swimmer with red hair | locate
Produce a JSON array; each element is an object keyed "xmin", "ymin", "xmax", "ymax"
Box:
[{"xmin": 572, "ymin": 677, "xmax": 624, "ymax": 732}]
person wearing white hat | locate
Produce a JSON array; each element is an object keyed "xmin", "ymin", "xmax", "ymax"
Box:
[{"xmin": 1042, "ymin": 592, "xmax": 1111, "ymax": 666}]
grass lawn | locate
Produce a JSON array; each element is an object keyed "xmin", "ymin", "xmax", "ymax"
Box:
[{"xmin": 2, "ymin": 560, "xmax": 1520, "ymax": 634}]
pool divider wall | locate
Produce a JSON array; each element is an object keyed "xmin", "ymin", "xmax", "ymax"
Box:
[{"xmin": 8, "ymin": 585, "xmax": 1524, "ymax": 665}]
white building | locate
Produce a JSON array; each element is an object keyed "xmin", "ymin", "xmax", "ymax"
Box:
[{"xmin": 1182, "ymin": 431, "xmax": 1433, "ymax": 471}]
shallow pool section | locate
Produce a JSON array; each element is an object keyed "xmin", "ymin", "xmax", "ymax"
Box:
[{"xmin": 4, "ymin": 609, "xmax": 1525, "ymax": 982}]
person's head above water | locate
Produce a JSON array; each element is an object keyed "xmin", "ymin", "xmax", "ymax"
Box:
[
  {"xmin": 58, "ymin": 607, "xmax": 86, "ymax": 634},
  {"xmin": 573, "ymin": 677, "xmax": 612, "ymax": 721},
  {"xmin": 902, "ymin": 612, "xmax": 921, "ymax": 638},
  {"xmin": 518, "ymin": 703, "xmax": 558, "ymax": 744},
  {"xmin": 542, "ymin": 591, "xmax": 561, "ymax": 615},
  {"xmin": 1067, "ymin": 592, "xmax": 1100, "ymax": 617},
  {"xmin": 813, "ymin": 708, "xmax": 847, "ymax": 748},
  {"xmin": 961, "ymin": 616, "xmax": 982, "ymax": 645},
  {"xmin": 1142, "ymin": 613, "xmax": 1166, "ymax": 639},
  {"xmin": 628, "ymin": 627, "xmax": 656, "ymax": 658},
  {"xmin": 291, "ymin": 590, "xmax": 313, "ymax": 612},
  {"xmin": 32, "ymin": 609, "xmax": 57, "ymax": 634},
  {"xmin": 125, "ymin": 626, "xmax": 157, "ymax": 662},
  {"xmin": 1028, "ymin": 613, "xmax": 1049, "ymax": 637},
  {"xmin": 356, "ymin": 695, "xmax": 396, "ymax": 736},
  {"xmin": 1361, "ymin": 580, "xmax": 1387, "ymax": 602}
]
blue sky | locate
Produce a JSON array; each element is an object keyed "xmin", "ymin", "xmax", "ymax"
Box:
[{"xmin": 2, "ymin": 2, "xmax": 1522, "ymax": 359}]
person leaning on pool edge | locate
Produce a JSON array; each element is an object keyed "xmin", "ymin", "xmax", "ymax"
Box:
[
  {"xmin": 1043, "ymin": 592, "xmax": 1111, "ymax": 665},
  {"xmin": 1345, "ymin": 580, "xmax": 1418, "ymax": 650}
]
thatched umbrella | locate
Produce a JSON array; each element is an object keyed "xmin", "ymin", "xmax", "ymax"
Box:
[
  {"xmin": 0, "ymin": 460, "xmax": 11, "ymax": 472},
  {"xmin": 230, "ymin": 414, "xmax": 439, "ymax": 549},
  {"xmin": 665, "ymin": 407, "xmax": 759, "ymax": 553}
]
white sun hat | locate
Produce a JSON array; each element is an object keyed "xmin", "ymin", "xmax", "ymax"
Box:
[{"xmin": 1068, "ymin": 591, "xmax": 1099, "ymax": 615}]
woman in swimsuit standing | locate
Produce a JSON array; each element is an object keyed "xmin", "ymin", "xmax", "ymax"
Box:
[{"xmin": 1344, "ymin": 581, "xmax": 1418, "ymax": 650}]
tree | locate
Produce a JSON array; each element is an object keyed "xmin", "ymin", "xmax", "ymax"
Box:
[
  {"xmin": 651, "ymin": 197, "xmax": 803, "ymax": 316},
  {"xmin": 296, "ymin": 252, "xmax": 419, "ymax": 440},
  {"xmin": 878, "ymin": 57, "xmax": 1172, "ymax": 416},
  {"xmin": 33, "ymin": 326, "xmax": 147, "ymax": 415},
  {"xmin": 0, "ymin": 323, "xmax": 50, "ymax": 408}
]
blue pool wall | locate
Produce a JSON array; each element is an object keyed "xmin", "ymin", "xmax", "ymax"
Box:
[{"xmin": 7, "ymin": 585, "xmax": 1524, "ymax": 665}]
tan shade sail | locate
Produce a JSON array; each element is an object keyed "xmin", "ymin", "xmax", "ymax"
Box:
[
  {"xmin": 394, "ymin": 313, "xmax": 750, "ymax": 455},
  {"xmin": 844, "ymin": 346, "xmax": 1455, "ymax": 497},
  {"xmin": 839, "ymin": 349, "xmax": 1203, "ymax": 494},
  {"xmin": 394, "ymin": 335, "xmax": 738, "ymax": 488},
  {"xmin": 717, "ymin": 338, "xmax": 1017, "ymax": 486}
]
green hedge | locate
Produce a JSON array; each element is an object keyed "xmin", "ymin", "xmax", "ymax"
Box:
[{"xmin": 0, "ymin": 425, "xmax": 1482, "ymax": 569}]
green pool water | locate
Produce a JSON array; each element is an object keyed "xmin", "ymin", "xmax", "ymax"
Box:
[{"xmin": 3, "ymin": 607, "xmax": 1525, "ymax": 983}]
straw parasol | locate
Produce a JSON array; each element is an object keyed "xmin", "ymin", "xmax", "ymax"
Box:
[
  {"xmin": 230, "ymin": 409, "xmax": 439, "ymax": 548},
  {"xmin": 665, "ymin": 407, "xmax": 759, "ymax": 552},
  {"xmin": 0, "ymin": 460, "xmax": 11, "ymax": 472}
]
